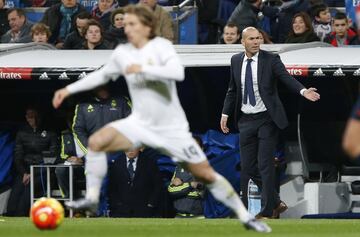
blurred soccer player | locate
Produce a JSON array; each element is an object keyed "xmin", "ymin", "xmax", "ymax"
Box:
[
  {"xmin": 343, "ymin": 97, "xmax": 360, "ymax": 159},
  {"xmin": 52, "ymin": 5, "xmax": 270, "ymax": 232}
]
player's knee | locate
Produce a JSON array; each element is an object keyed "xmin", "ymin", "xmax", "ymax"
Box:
[{"xmin": 88, "ymin": 135, "xmax": 103, "ymax": 152}]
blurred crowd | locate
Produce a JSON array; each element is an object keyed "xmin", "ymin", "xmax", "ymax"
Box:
[{"xmin": 0, "ymin": 0, "xmax": 358, "ymax": 47}]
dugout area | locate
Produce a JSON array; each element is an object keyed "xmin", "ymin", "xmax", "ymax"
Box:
[{"xmin": 0, "ymin": 43, "xmax": 360, "ymax": 218}]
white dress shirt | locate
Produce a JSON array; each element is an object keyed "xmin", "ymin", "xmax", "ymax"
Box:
[{"xmin": 241, "ymin": 52, "xmax": 267, "ymax": 114}]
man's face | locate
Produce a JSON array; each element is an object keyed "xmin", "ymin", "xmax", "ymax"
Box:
[
  {"xmin": 139, "ymin": 0, "xmax": 157, "ymax": 9},
  {"xmin": 124, "ymin": 13, "xmax": 151, "ymax": 45},
  {"xmin": 241, "ymin": 29, "xmax": 260, "ymax": 56},
  {"xmin": 316, "ymin": 9, "xmax": 331, "ymax": 23},
  {"xmin": 76, "ymin": 18, "xmax": 89, "ymax": 36},
  {"xmin": 0, "ymin": 0, "xmax": 4, "ymax": 9},
  {"xmin": 33, "ymin": 31, "xmax": 48, "ymax": 43},
  {"xmin": 113, "ymin": 13, "xmax": 124, "ymax": 28},
  {"xmin": 333, "ymin": 19, "xmax": 348, "ymax": 38},
  {"xmin": 85, "ymin": 25, "xmax": 102, "ymax": 44},
  {"xmin": 25, "ymin": 109, "xmax": 38, "ymax": 128},
  {"xmin": 98, "ymin": 0, "xmax": 114, "ymax": 13},
  {"xmin": 223, "ymin": 26, "xmax": 240, "ymax": 44},
  {"xmin": 8, "ymin": 11, "xmax": 25, "ymax": 33},
  {"xmin": 126, "ymin": 149, "xmax": 140, "ymax": 159},
  {"xmin": 61, "ymin": 0, "xmax": 76, "ymax": 8}
]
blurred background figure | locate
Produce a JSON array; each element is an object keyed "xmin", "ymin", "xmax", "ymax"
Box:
[
  {"xmin": 285, "ymin": 12, "xmax": 320, "ymax": 43},
  {"xmin": 63, "ymin": 12, "xmax": 93, "ymax": 50},
  {"xmin": 6, "ymin": 106, "xmax": 57, "ymax": 216},
  {"xmin": 1, "ymin": 8, "xmax": 33, "ymax": 43},
  {"xmin": 91, "ymin": 0, "xmax": 118, "ymax": 30},
  {"xmin": 108, "ymin": 148, "xmax": 163, "ymax": 217},
  {"xmin": 0, "ymin": 0, "xmax": 9, "ymax": 39},
  {"xmin": 41, "ymin": 0, "xmax": 87, "ymax": 48},
  {"xmin": 81, "ymin": 19, "xmax": 109, "ymax": 49},
  {"xmin": 325, "ymin": 12, "xmax": 359, "ymax": 47},
  {"xmin": 222, "ymin": 22, "xmax": 240, "ymax": 44},
  {"xmin": 168, "ymin": 136, "xmax": 205, "ymax": 218},
  {"xmin": 31, "ymin": 22, "xmax": 51, "ymax": 43},
  {"xmin": 105, "ymin": 8, "xmax": 127, "ymax": 48},
  {"xmin": 139, "ymin": 0, "xmax": 174, "ymax": 42}
]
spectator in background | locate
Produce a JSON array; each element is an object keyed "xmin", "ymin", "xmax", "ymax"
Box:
[
  {"xmin": 0, "ymin": 0, "xmax": 9, "ymax": 39},
  {"xmin": 227, "ymin": 0, "xmax": 263, "ymax": 34},
  {"xmin": 41, "ymin": 0, "xmax": 87, "ymax": 48},
  {"xmin": 55, "ymin": 111, "xmax": 85, "ymax": 199},
  {"xmin": 258, "ymin": 29, "xmax": 273, "ymax": 44},
  {"xmin": 72, "ymin": 86, "xmax": 131, "ymax": 157},
  {"xmin": 21, "ymin": 0, "xmax": 58, "ymax": 7},
  {"xmin": 63, "ymin": 12, "xmax": 92, "ymax": 50},
  {"xmin": 285, "ymin": 12, "xmax": 320, "ymax": 43},
  {"xmin": 222, "ymin": 22, "xmax": 240, "ymax": 44},
  {"xmin": 105, "ymin": 8, "xmax": 127, "ymax": 48},
  {"xmin": 81, "ymin": 19, "xmax": 109, "ymax": 49},
  {"xmin": 311, "ymin": 3, "xmax": 332, "ymax": 42},
  {"xmin": 108, "ymin": 148, "xmax": 163, "ymax": 217},
  {"xmin": 6, "ymin": 106, "xmax": 57, "ymax": 216},
  {"xmin": 139, "ymin": 0, "xmax": 174, "ymax": 42},
  {"xmin": 1, "ymin": 8, "xmax": 33, "ymax": 43},
  {"xmin": 31, "ymin": 23, "xmax": 51, "ymax": 43},
  {"xmin": 168, "ymin": 136, "xmax": 204, "ymax": 218},
  {"xmin": 325, "ymin": 12, "xmax": 359, "ymax": 46},
  {"xmin": 91, "ymin": 0, "xmax": 118, "ymax": 30}
]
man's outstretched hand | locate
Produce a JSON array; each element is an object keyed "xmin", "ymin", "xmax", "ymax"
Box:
[
  {"xmin": 52, "ymin": 88, "xmax": 70, "ymax": 109},
  {"xmin": 304, "ymin": 87, "xmax": 320, "ymax": 102}
]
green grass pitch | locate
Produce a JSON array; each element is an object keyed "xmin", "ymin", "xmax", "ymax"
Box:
[{"xmin": 0, "ymin": 218, "xmax": 359, "ymax": 237}]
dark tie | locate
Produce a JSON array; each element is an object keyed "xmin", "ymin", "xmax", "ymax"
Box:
[
  {"xmin": 128, "ymin": 159, "xmax": 135, "ymax": 181},
  {"xmin": 243, "ymin": 58, "xmax": 256, "ymax": 106}
]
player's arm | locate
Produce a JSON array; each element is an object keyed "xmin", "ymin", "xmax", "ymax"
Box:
[
  {"xmin": 343, "ymin": 98, "xmax": 360, "ymax": 159},
  {"xmin": 53, "ymin": 50, "xmax": 123, "ymax": 109}
]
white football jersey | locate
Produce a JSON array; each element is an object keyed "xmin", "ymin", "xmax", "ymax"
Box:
[{"xmin": 67, "ymin": 37, "xmax": 189, "ymax": 131}]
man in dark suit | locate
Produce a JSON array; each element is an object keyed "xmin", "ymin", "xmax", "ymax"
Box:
[
  {"xmin": 220, "ymin": 27, "xmax": 320, "ymax": 218},
  {"xmin": 107, "ymin": 148, "xmax": 163, "ymax": 217}
]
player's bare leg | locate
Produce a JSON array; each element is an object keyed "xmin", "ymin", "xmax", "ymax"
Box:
[
  {"xmin": 66, "ymin": 127, "xmax": 133, "ymax": 213},
  {"xmin": 185, "ymin": 161, "xmax": 271, "ymax": 233}
]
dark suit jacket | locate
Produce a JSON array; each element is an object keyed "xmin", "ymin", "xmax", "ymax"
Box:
[
  {"xmin": 222, "ymin": 50, "xmax": 305, "ymax": 129},
  {"xmin": 107, "ymin": 153, "xmax": 162, "ymax": 217}
]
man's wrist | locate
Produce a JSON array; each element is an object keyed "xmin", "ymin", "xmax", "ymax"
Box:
[
  {"xmin": 300, "ymin": 88, "xmax": 307, "ymax": 96},
  {"xmin": 222, "ymin": 114, "xmax": 229, "ymax": 118}
]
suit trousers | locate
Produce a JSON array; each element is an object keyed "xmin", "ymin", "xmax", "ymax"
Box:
[{"xmin": 238, "ymin": 111, "xmax": 279, "ymax": 217}]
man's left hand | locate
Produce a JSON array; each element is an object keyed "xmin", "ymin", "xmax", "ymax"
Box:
[{"xmin": 304, "ymin": 87, "xmax": 320, "ymax": 102}]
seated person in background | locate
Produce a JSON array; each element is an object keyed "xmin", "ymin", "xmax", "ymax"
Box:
[
  {"xmin": 107, "ymin": 148, "xmax": 163, "ymax": 217},
  {"xmin": 41, "ymin": 0, "xmax": 87, "ymax": 48},
  {"xmin": 91, "ymin": 0, "xmax": 118, "ymax": 30},
  {"xmin": 325, "ymin": 12, "xmax": 359, "ymax": 46},
  {"xmin": 258, "ymin": 29, "xmax": 273, "ymax": 44},
  {"xmin": 285, "ymin": 12, "xmax": 320, "ymax": 43},
  {"xmin": 139, "ymin": 0, "xmax": 174, "ymax": 42},
  {"xmin": 6, "ymin": 106, "xmax": 57, "ymax": 216},
  {"xmin": 222, "ymin": 22, "xmax": 240, "ymax": 44},
  {"xmin": 0, "ymin": 0, "xmax": 10, "ymax": 39},
  {"xmin": 31, "ymin": 23, "xmax": 51, "ymax": 43},
  {"xmin": 168, "ymin": 136, "xmax": 204, "ymax": 218},
  {"xmin": 311, "ymin": 3, "xmax": 332, "ymax": 42},
  {"xmin": 1, "ymin": 8, "xmax": 33, "ymax": 43},
  {"xmin": 21, "ymin": 0, "xmax": 59, "ymax": 7},
  {"xmin": 105, "ymin": 8, "xmax": 127, "ymax": 48},
  {"xmin": 55, "ymin": 111, "xmax": 85, "ymax": 199},
  {"xmin": 81, "ymin": 19, "xmax": 109, "ymax": 49},
  {"xmin": 63, "ymin": 12, "xmax": 93, "ymax": 50}
]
